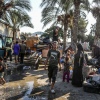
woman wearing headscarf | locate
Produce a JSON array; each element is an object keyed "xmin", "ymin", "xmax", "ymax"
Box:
[{"xmin": 72, "ymin": 43, "xmax": 84, "ymax": 87}]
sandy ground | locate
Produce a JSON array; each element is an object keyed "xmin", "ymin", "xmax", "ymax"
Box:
[
  {"xmin": 35, "ymin": 67, "xmax": 100, "ymax": 100},
  {"xmin": 0, "ymin": 65, "xmax": 100, "ymax": 100}
]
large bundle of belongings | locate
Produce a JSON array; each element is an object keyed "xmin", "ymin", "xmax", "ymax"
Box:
[
  {"xmin": 26, "ymin": 36, "xmax": 39, "ymax": 51},
  {"xmin": 83, "ymin": 65, "xmax": 100, "ymax": 94},
  {"xmin": 82, "ymin": 42, "xmax": 90, "ymax": 51},
  {"xmin": 83, "ymin": 52, "xmax": 100, "ymax": 94},
  {"xmin": 26, "ymin": 36, "xmax": 50, "ymax": 51},
  {"xmin": 83, "ymin": 74, "xmax": 100, "ymax": 94}
]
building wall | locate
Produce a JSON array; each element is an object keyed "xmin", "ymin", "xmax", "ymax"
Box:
[{"xmin": 0, "ymin": 22, "xmax": 13, "ymax": 37}]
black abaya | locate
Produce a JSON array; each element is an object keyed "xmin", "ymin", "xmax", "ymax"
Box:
[{"xmin": 72, "ymin": 50, "xmax": 84, "ymax": 87}]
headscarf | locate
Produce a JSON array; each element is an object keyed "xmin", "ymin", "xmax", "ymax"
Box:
[{"xmin": 77, "ymin": 43, "xmax": 84, "ymax": 52}]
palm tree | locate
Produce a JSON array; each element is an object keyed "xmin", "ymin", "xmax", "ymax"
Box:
[
  {"xmin": 0, "ymin": 0, "xmax": 32, "ymax": 39},
  {"xmin": 91, "ymin": 0, "xmax": 100, "ymax": 37},
  {"xmin": 0, "ymin": 0, "xmax": 31, "ymax": 18},
  {"xmin": 57, "ymin": 11, "xmax": 74, "ymax": 51},
  {"xmin": 40, "ymin": 0, "xmax": 90, "ymax": 51},
  {"xmin": 40, "ymin": 0, "xmax": 73, "ymax": 51},
  {"xmin": 4, "ymin": 10, "xmax": 33, "ymax": 40},
  {"xmin": 72, "ymin": 0, "xmax": 90, "ymax": 43}
]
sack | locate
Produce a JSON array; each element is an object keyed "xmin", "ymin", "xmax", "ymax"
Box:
[
  {"xmin": 82, "ymin": 65, "xmax": 91, "ymax": 79},
  {"xmin": 82, "ymin": 55, "xmax": 89, "ymax": 79}
]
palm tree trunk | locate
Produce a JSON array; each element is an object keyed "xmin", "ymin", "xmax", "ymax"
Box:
[
  {"xmin": 73, "ymin": 0, "xmax": 80, "ymax": 43},
  {"xmin": 70, "ymin": 26, "xmax": 74, "ymax": 43},
  {"xmin": 63, "ymin": 24, "xmax": 68, "ymax": 52},
  {"xmin": 94, "ymin": 15, "xmax": 100, "ymax": 47},
  {"xmin": 13, "ymin": 29, "xmax": 16, "ymax": 40},
  {"xmin": 0, "ymin": 0, "xmax": 4, "ymax": 18},
  {"xmin": 95, "ymin": 16, "xmax": 100, "ymax": 37}
]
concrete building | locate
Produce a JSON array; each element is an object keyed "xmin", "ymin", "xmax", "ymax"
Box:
[
  {"xmin": 0, "ymin": 19, "xmax": 13, "ymax": 37},
  {"xmin": 0, "ymin": 0, "xmax": 19, "ymax": 38}
]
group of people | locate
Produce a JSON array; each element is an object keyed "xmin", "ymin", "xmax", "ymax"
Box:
[
  {"xmin": 0, "ymin": 27, "xmax": 85, "ymax": 92},
  {"xmin": 6, "ymin": 40, "xmax": 27, "ymax": 64},
  {"xmin": 0, "ymin": 40, "xmax": 27, "ymax": 85},
  {"xmin": 45, "ymin": 27, "xmax": 84, "ymax": 94}
]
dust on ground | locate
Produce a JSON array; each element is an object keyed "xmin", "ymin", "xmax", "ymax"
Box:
[{"xmin": 0, "ymin": 65, "xmax": 100, "ymax": 100}]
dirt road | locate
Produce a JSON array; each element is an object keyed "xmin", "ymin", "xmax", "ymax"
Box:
[{"xmin": 0, "ymin": 66, "xmax": 100, "ymax": 100}]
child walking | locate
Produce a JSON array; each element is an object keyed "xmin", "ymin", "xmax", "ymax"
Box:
[{"xmin": 63, "ymin": 56, "xmax": 70, "ymax": 83}]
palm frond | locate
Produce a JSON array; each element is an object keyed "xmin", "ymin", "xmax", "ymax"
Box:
[
  {"xmin": 41, "ymin": 14, "xmax": 56, "ymax": 28},
  {"xmin": 13, "ymin": 0, "xmax": 32, "ymax": 11},
  {"xmin": 41, "ymin": 0, "xmax": 73, "ymax": 28},
  {"xmin": 3, "ymin": 9, "xmax": 33, "ymax": 29},
  {"xmin": 91, "ymin": 7, "xmax": 100, "ymax": 18},
  {"xmin": 93, "ymin": 0, "xmax": 100, "ymax": 4},
  {"xmin": 40, "ymin": 0, "xmax": 49, "ymax": 7},
  {"xmin": 80, "ymin": 0, "xmax": 90, "ymax": 12},
  {"xmin": 40, "ymin": 0, "xmax": 58, "ymax": 8}
]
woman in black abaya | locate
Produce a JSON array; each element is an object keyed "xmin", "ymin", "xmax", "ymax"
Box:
[{"xmin": 72, "ymin": 43, "xmax": 84, "ymax": 87}]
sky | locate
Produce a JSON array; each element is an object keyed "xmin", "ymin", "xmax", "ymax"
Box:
[
  {"xmin": 20, "ymin": 0, "xmax": 96, "ymax": 35},
  {"xmin": 20, "ymin": 0, "xmax": 45, "ymax": 33}
]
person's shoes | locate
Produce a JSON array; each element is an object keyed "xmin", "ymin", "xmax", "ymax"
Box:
[{"xmin": 51, "ymin": 89, "xmax": 55, "ymax": 94}]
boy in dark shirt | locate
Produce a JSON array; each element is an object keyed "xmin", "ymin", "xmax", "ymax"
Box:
[
  {"xmin": 45, "ymin": 41, "xmax": 61, "ymax": 93},
  {"xmin": 0, "ymin": 57, "xmax": 6, "ymax": 85}
]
